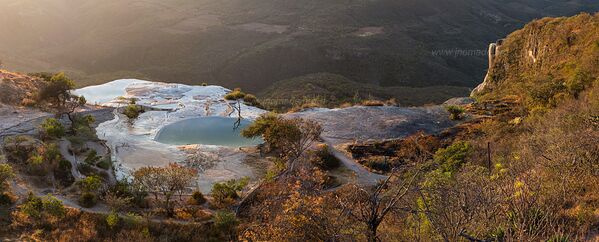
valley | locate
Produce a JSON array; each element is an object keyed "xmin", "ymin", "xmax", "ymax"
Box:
[{"xmin": 2, "ymin": 0, "xmax": 599, "ymax": 105}]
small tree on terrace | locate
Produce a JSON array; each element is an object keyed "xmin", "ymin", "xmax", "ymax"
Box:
[
  {"xmin": 225, "ymin": 88, "xmax": 247, "ymax": 129},
  {"xmin": 132, "ymin": 163, "xmax": 197, "ymax": 217},
  {"xmin": 242, "ymin": 114, "xmax": 322, "ymax": 171},
  {"xmin": 37, "ymin": 72, "xmax": 89, "ymax": 133},
  {"xmin": 57, "ymin": 95, "xmax": 87, "ymax": 134},
  {"xmin": 38, "ymin": 72, "xmax": 76, "ymax": 107}
]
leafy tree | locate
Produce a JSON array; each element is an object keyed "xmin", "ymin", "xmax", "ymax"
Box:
[
  {"xmin": 242, "ymin": 114, "xmax": 322, "ymax": 171},
  {"xmin": 418, "ymin": 165, "xmax": 502, "ymax": 242},
  {"xmin": 38, "ymin": 72, "xmax": 75, "ymax": 107},
  {"xmin": 123, "ymin": 104, "xmax": 143, "ymax": 121},
  {"xmin": 20, "ymin": 193, "xmax": 66, "ymax": 223},
  {"xmin": 58, "ymin": 95, "xmax": 88, "ymax": 133},
  {"xmin": 39, "ymin": 118, "xmax": 66, "ymax": 139},
  {"xmin": 132, "ymin": 163, "xmax": 197, "ymax": 217}
]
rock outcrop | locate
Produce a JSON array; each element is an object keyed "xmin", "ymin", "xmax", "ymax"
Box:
[
  {"xmin": 0, "ymin": 70, "xmax": 45, "ymax": 106},
  {"xmin": 471, "ymin": 13, "xmax": 599, "ymax": 101},
  {"xmin": 471, "ymin": 39, "xmax": 503, "ymax": 96}
]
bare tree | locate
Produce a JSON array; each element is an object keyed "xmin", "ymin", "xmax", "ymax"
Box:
[
  {"xmin": 225, "ymin": 88, "xmax": 246, "ymax": 129},
  {"xmin": 132, "ymin": 163, "xmax": 197, "ymax": 217},
  {"xmin": 338, "ymin": 168, "xmax": 420, "ymax": 242}
]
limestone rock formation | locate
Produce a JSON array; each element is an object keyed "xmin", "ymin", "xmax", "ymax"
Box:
[{"xmin": 471, "ymin": 39, "xmax": 503, "ymax": 96}]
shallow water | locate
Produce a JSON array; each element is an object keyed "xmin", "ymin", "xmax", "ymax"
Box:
[{"xmin": 154, "ymin": 116, "xmax": 263, "ymax": 146}]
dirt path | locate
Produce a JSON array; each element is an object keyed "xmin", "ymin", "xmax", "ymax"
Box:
[
  {"xmin": 58, "ymin": 140, "xmax": 85, "ymax": 181},
  {"xmin": 323, "ymin": 138, "xmax": 387, "ymax": 186}
]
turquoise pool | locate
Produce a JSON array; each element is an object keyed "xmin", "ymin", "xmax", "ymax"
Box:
[{"xmin": 154, "ymin": 116, "xmax": 262, "ymax": 147}]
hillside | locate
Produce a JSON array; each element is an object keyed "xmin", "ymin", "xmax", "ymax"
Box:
[
  {"xmin": 1, "ymin": 0, "xmax": 598, "ymax": 97},
  {"xmin": 259, "ymin": 72, "xmax": 470, "ymax": 110},
  {"xmin": 473, "ymin": 13, "xmax": 599, "ymax": 110},
  {"xmin": 0, "ymin": 70, "xmax": 45, "ymax": 106}
]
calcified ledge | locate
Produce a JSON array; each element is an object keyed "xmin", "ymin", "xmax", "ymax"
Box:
[{"xmin": 74, "ymin": 79, "xmax": 267, "ymax": 193}]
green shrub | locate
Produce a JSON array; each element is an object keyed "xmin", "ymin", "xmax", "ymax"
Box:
[
  {"xmin": 73, "ymin": 114, "xmax": 95, "ymax": 133},
  {"xmin": 0, "ymin": 193, "xmax": 13, "ymax": 205},
  {"xmin": 106, "ymin": 211, "xmax": 120, "ymax": 228},
  {"xmin": 224, "ymin": 89, "xmax": 246, "ymax": 101},
  {"xmin": 84, "ymin": 150, "xmax": 100, "ymax": 165},
  {"xmin": 21, "ymin": 193, "xmax": 66, "ymax": 220},
  {"xmin": 122, "ymin": 104, "xmax": 143, "ymax": 120},
  {"xmin": 214, "ymin": 210, "xmax": 239, "ymax": 235},
  {"xmin": 565, "ymin": 70, "xmax": 593, "ymax": 98},
  {"xmin": 54, "ymin": 159, "xmax": 75, "ymax": 187},
  {"xmin": 96, "ymin": 158, "xmax": 111, "ymax": 170},
  {"xmin": 40, "ymin": 118, "xmax": 66, "ymax": 139},
  {"xmin": 0, "ymin": 163, "xmax": 15, "ymax": 193},
  {"xmin": 445, "ymin": 105, "xmax": 465, "ymax": 120},
  {"xmin": 311, "ymin": 144, "xmax": 340, "ymax": 170},
  {"xmin": 364, "ymin": 158, "xmax": 391, "ymax": 172},
  {"xmin": 2, "ymin": 135, "xmax": 38, "ymax": 163},
  {"xmin": 433, "ymin": 141, "xmax": 472, "ymax": 175},
  {"xmin": 79, "ymin": 192, "xmax": 97, "ymax": 208},
  {"xmin": 77, "ymin": 175, "xmax": 103, "ymax": 193},
  {"xmin": 211, "ymin": 178, "xmax": 249, "ymax": 205},
  {"xmin": 192, "ymin": 191, "xmax": 207, "ymax": 205},
  {"xmin": 243, "ymin": 94, "xmax": 259, "ymax": 106}
]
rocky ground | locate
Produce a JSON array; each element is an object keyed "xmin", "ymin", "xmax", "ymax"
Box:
[
  {"xmin": 287, "ymin": 105, "xmax": 458, "ymax": 146},
  {"xmin": 0, "ymin": 105, "xmax": 114, "ymax": 145}
]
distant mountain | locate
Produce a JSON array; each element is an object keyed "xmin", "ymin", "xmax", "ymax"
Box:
[{"xmin": 1, "ymin": 0, "xmax": 598, "ymax": 98}]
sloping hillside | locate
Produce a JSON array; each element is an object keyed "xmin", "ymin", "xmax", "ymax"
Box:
[
  {"xmin": 0, "ymin": 70, "xmax": 45, "ymax": 106},
  {"xmin": 473, "ymin": 13, "xmax": 599, "ymax": 109},
  {"xmin": 1, "ymin": 0, "xmax": 598, "ymax": 95}
]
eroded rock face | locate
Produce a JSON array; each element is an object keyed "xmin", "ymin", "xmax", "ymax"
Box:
[
  {"xmin": 471, "ymin": 13, "xmax": 599, "ymax": 99},
  {"xmin": 471, "ymin": 39, "xmax": 503, "ymax": 96}
]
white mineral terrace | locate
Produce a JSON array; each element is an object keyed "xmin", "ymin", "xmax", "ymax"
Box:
[{"xmin": 74, "ymin": 79, "xmax": 268, "ymax": 193}]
